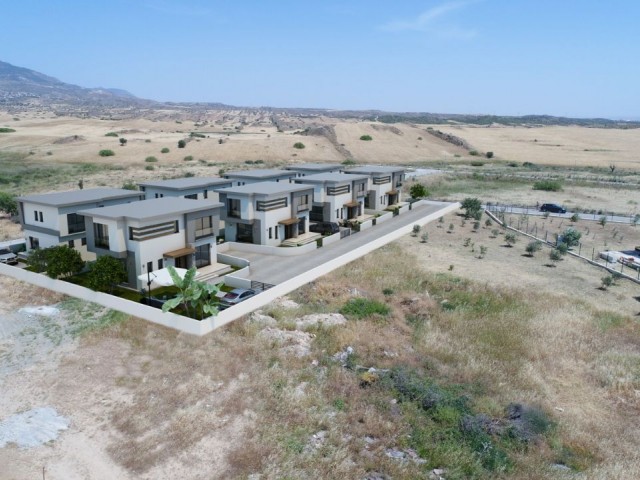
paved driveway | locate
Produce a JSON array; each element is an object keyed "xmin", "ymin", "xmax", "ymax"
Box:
[{"xmin": 224, "ymin": 202, "xmax": 454, "ymax": 285}]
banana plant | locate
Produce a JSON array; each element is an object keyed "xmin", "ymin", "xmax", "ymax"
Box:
[{"xmin": 162, "ymin": 266, "xmax": 223, "ymax": 319}]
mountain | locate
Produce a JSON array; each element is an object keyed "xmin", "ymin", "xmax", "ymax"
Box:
[{"xmin": 0, "ymin": 60, "xmax": 146, "ymax": 107}]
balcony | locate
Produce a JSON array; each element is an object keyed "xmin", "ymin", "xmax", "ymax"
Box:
[
  {"xmin": 195, "ymin": 227, "xmax": 214, "ymax": 239},
  {"xmin": 227, "ymin": 209, "xmax": 241, "ymax": 219},
  {"xmin": 296, "ymin": 203, "xmax": 309, "ymax": 212}
]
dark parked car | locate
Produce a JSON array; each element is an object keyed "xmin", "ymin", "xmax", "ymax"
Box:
[
  {"xmin": 309, "ymin": 222, "xmax": 340, "ymax": 235},
  {"xmin": 220, "ymin": 288, "xmax": 256, "ymax": 308},
  {"xmin": 540, "ymin": 203, "xmax": 566, "ymax": 214},
  {"xmin": 0, "ymin": 248, "xmax": 18, "ymax": 265}
]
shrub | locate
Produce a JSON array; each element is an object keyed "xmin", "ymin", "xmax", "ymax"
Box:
[
  {"xmin": 470, "ymin": 161, "xmax": 484, "ymax": 167},
  {"xmin": 504, "ymin": 233, "xmax": 517, "ymax": 247},
  {"xmin": 0, "ymin": 192, "xmax": 18, "ymax": 215},
  {"xmin": 190, "ymin": 132, "xmax": 205, "ymax": 138},
  {"xmin": 98, "ymin": 149, "xmax": 115, "ymax": 157},
  {"xmin": 601, "ymin": 275, "xmax": 614, "ymax": 290},
  {"xmin": 549, "ymin": 249, "xmax": 562, "ymax": 264},
  {"xmin": 293, "ymin": 142, "xmax": 305, "ymax": 149},
  {"xmin": 178, "ymin": 139, "xmax": 186, "ymax": 148},
  {"xmin": 161, "ymin": 147, "xmax": 170, "ymax": 153},
  {"xmin": 145, "ymin": 139, "xmax": 151, "ymax": 143},
  {"xmin": 420, "ymin": 232, "xmax": 429, "ymax": 243},
  {"xmin": 599, "ymin": 216, "xmax": 607, "ymax": 227},
  {"xmin": 340, "ymin": 298, "xmax": 390, "ymax": 319},
  {"xmin": 87, "ymin": 256, "xmax": 126, "ymax": 293},
  {"xmin": 533, "ymin": 180, "xmax": 562, "ymax": 191},
  {"xmin": 145, "ymin": 165, "xmax": 155, "ymax": 170},
  {"xmin": 145, "ymin": 156, "xmax": 158, "ymax": 163},
  {"xmin": 461, "ymin": 197, "xmax": 483, "ymax": 220},
  {"xmin": 570, "ymin": 213, "xmax": 580, "ymax": 222},
  {"xmin": 119, "ymin": 138, "xmax": 127, "ymax": 146},
  {"xmin": 409, "ymin": 183, "xmax": 429, "ymax": 199},
  {"xmin": 105, "ymin": 132, "xmax": 119, "ymax": 137},
  {"xmin": 412, "ymin": 224, "xmax": 421, "ymax": 236},
  {"xmin": 556, "ymin": 243, "xmax": 569, "ymax": 255},
  {"xmin": 43, "ymin": 246, "xmax": 84, "ymax": 279},
  {"xmin": 525, "ymin": 240, "xmax": 542, "ymax": 257},
  {"xmin": 0, "ymin": 128, "xmax": 16, "ymax": 133},
  {"xmin": 486, "ymin": 151, "xmax": 494, "ymax": 159},
  {"xmin": 469, "ymin": 150, "xmax": 479, "ymax": 156},
  {"xmin": 359, "ymin": 135, "xmax": 372, "ymax": 141},
  {"xmin": 342, "ymin": 159, "xmax": 356, "ymax": 166},
  {"xmin": 183, "ymin": 155, "xmax": 194, "ymax": 161},
  {"xmin": 121, "ymin": 181, "xmax": 137, "ymax": 190},
  {"xmin": 560, "ymin": 228, "xmax": 581, "ymax": 247}
]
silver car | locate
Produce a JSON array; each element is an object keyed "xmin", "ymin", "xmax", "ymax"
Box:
[
  {"xmin": 219, "ymin": 288, "xmax": 256, "ymax": 308},
  {"xmin": 0, "ymin": 248, "xmax": 18, "ymax": 265}
]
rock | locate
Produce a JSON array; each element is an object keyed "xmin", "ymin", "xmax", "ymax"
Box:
[
  {"xmin": 333, "ymin": 346, "xmax": 355, "ymax": 365},
  {"xmin": 259, "ymin": 328, "xmax": 314, "ymax": 357},
  {"xmin": 429, "ymin": 468, "xmax": 447, "ymax": 480},
  {"xmin": 304, "ymin": 430, "xmax": 327, "ymax": 452},
  {"xmin": 551, "ymin": 464, "xmax": 571, "ymax": 472},
  {"xmin": 363, "ymin": 472, "xmax": 390, "ymax": 480},
  {"xmin": 295, "ymin": 313, "xmax": 347, "ymax": 329},
  {"xmin": 272, "ymin": 297, "xmax": 300, "ymax": 309},
  {"xmin": 385, "ymin": 448, "xmax": 406, "ymax": 460},
  {"xmin": 248, "ymin": 311, "xmax": 277, "ymax": 326}
]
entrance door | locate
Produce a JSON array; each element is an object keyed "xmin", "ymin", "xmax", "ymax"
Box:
[
  {"xmin": 297, "ymin": 217, "xmax": 306, "ymax": 235},
  {"xmin": 195, "ymin": 244, "xmax": 211, "ymax": 268},
  {"xmin": 175, "ymin": 255, "xmax": 189, "ymax": 269},
  {"xmin": 237, "ymin": 223, "xmax": 254, "ymax": 243}
]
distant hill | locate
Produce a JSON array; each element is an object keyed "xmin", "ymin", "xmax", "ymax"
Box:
[
  {"xmin": 0, "ymin": 60, "xmax": 148, "ymax": 107},
  {"xmin": 1, "ymin": 60, "xmax": 638, "ymax": 128}
]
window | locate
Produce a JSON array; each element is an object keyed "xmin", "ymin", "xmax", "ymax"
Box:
[
  {"xmin": 336, "ymin": 209, "xmax": 339, "ymax": 219},
  {"xmin": 203, "ymin": 190, "xmax": 208, "ymax": 199},
  {"xmin": 39, "ymin": 211, "xmax": 43, "ymax": 222},
  {"xmin": 380, "ymin": 196, "xmax": 384, "ymax": 205},
  {"xmin": 34, "ymin": 211, "xmax": 38, "ymax": 222},
  {"xmin": 68, "ymin": 240, "xmax": 74, "ymax": 248},
  {"xmin": 295, "ymin": 194, "xmax": 309, "ymax": 212},
  {"xmin": 327, "ymin": 185, "xmax": 350, "ymax": 196},
  {"xmin": 256, "ymin": 197, "xmax": 287, "ymax": 212},
  {"xmin": 356, "ymin": 182, "xmax": 366, "ymax": 194},
  {"xmin": 194, "ymin": 216, "xmax": 214, "ymax": 239},
  {"xmin": 227, "ymin": 198, "xmax": 241, "ymax": 218},
  {"xmin": 129, "ymin": 221, "xmax": 179, "ymax": 241},
  {"xmin": 155, "ymin": 193, "xmax": 164, "ymax": 198},
  {"xmin": 67, "ymin": 213, "xmax": 85, "ymax": 234},
  {"xmin": 94, "ymin": 223, "xmax": 110, "ymax": 249},
  {"xmin": 184, "ymin": 193, "xmax": 197, "ymax": 200},
  {"xmin": 158, "ymin": 259, "xmax": 163, "ymax": 270},
  {"xmin": 275, "ymin": 226, "xmax": 278, "ymax": 239},
  {"xmin": 81, "ymin": 237, "xmax": 87, "ymax": 246},
  {"xmin": 147, "ymin": 261, "xmax": 153, "ymax": 273},
  {"xmin": 29, "ymin": 236, "xmax": 39, "ymax": 249},
  {"xmin": 268, "ymin": 227, "xmax": 272, "ymax": 239},
  {"xmin": 373, "ymin": 176, "xmax": 391, "ymax": 185}
]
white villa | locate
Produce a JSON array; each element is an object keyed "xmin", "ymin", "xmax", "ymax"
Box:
[
  {"xmin": 78, "ymin": 197, "xmax": 222, "ymax": 289},
  {"xmin": 17, "ymin": 188, "xmax": 144, "ymax": 260},
  {"xmin": 284, "ymin": 163, "xmax": 342, "ymax": 178},
  {"xmin": 342, "ymin": 165, "xmax": 405, "ymax": 210},
  {"xmin": 218, "ymin": 182, "xmax": 316, "ymax": 246},
  {"xmin": 138, "ymin": 176, "xmax": 233, "ymax": 203},
  {"xmin": 295, "ymin": 172, "xmax": 370, "ymax": 223},
  {"xmin": 223, "ymin": 168, "xmax": 297, "ymax": 186}
]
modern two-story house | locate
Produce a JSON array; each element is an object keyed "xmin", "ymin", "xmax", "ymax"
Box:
[
  {"xmin": 17, "ymin": 188, "xmax": 144, "ymax": 260},
  {"xmin": 218, "ymin": 182, "xmax": 315, "ymax": 246},
  {"xmin": 284, "ymin": 163, "xmax": 342, "ymax": 178},
  {"xmin": 78, "ymin": 197, "xmax": 222, "ymax": 289},
  {"xmin": 137, "ymin": 177, "xmax": 233, "ymax": 203},
  {"xmin": 223, "ymin": 169, "xmax": 297, "ymax": 186},
  {"xmin": 342, "ymin": 166, "xmax": 405, "ymax": 210},
  {"xmin": 295, "ymin": 172, "xmax": 370, "ymax": 223}
]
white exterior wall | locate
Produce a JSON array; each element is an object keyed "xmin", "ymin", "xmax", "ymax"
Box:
[
  {"xmin": 257, "ymin": 206, "xmax": 300, "ymax": 247},
  {"xmin": 22, "ymin": 203, "xmax": 60, "ymax": 231},
  {"xmin": 369, "ymin": 181, "xmax": 392, "ymax": 210},
  {"xmin": 23, "ymin": 228, "xmax": 59, "ymax": 249}
]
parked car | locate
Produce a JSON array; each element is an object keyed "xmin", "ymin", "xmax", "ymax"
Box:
[
  {"xmin": 309, "ymin": 221, "xmax": 340, "ymax": 235},
  {"xmin": 0, "ymin": 248, "xmax": 18, "ymax": 265},
  {"xmin": 540, "ymin": 203, "xmax": 566, "ymax": 214},
  {"xmin": 219, "ymin": 288, "xmax": 256, "ymax": 308}
]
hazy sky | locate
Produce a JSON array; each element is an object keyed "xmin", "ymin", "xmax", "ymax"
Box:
[{"xmin": 1, "ymin": 1, "xmax": 638, "ymax": 118}]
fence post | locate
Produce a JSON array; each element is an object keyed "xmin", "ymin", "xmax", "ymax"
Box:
[{"xmin": 578, "ymin": 243, "xmax": 581, "ymax": 256}]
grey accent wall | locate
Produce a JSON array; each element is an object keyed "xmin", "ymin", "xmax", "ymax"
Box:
[{"xmin": 254, "ymin": 219, "xmax": 263, "ymax": 245}]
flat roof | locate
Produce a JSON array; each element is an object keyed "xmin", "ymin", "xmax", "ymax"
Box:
[
  {"xmin": 78, "ymin": 197, "xmax": 222, "ymax": 221},
  {"xmin": 284, "ymin": 163, "xmax": 341, "ymax": 172},
  {"xmin": 344, "ymin": 165, "xmax": 405, "ymax": 175},
  {"xmin": 218, "ymin": 181, "xmax": 313, "ymax": 196},
  {"xmin": 224, "ymin": 169, "xmax": 294, "ymax": 179},
  {"xmin": 17, "ymin": 188, "xmax": 142, "ymax": 208},
  {"xmin": 138, "ymin": 176, "xmax": 232, "ymax": 190},
  {"xmin": 295, "ymin": 172, "xmax": 370, "ymax": 184}
]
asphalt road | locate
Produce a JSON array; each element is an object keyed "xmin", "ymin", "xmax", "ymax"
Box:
[{"xmin": 225, "ymin": 202, "xmax": 454, "ymax": 285}]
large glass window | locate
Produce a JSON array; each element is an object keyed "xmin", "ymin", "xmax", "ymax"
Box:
[
  {"xmin": 227, "ymin": 198, "xmax": 241, "ymax": 218},
  {"xmin": 195, "ymin": 244, "xmax": 211, "ymax": 268},
  {"xmin": 67, "ymin": 213, "xmax": 85, "ymax": 234},
  {"xmin": 195, "ymin": 216, "xmax": 214, "ymax": 239},
  {"xmin": 295, "ymin": 194, "xmax": 310, "ymax": 212},
  {"xmin": 94, "ymin": 223, "xmax": 110, "ymax": 249}
]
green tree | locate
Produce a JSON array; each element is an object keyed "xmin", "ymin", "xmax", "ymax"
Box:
[
  {"xmin": 485, "ymin": 151, "xmax": 494, "ymax": 159},
  {"xmin": 119, "ymin": 138, "xmax": 127, "ymax": 146},
  {"xmin": 460, "ymin": 197, "xmax": 483, "ymax": 220},
  {"xmin": 560, "ymin": 228, "xmax": 581, "ymax": 247},
  {"xmin": 178, "ymin": 139, "xmax": 186, "ymax": 148},
  {"xmin": 549, "ymin": 249, "xmax": 562, "ymax": 266},
  {"xmin": 87, "ymin": 256, "xmax": 127, "ymax": 293},
  {"xmin": 570, "ymin": 213, "xmax": 580, "ymax": 222},
  {"xmin": 601, "ymin": 275, "xmax": 614, "ymax": 290},
  {"xmin": 27, "ymin": 248, "xmax": 48, "ymax": 273},
  {"xmin": 0, "ymin": 192, "xmax": 18, "ymax": 215},
  {"xmin": 412, "ymin": 224, "xmax": 421, "ymax": 236},
  {"xmin": 599, "ymin": 215, "xmax": 607, "ymax": 228},
  {"xmin": 409, "ymin": 183, "xmax": 429, "ymax": 199},
  {"xmin": 43, "ymin": 246, "xmax": 84, "ymax": 279}
]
